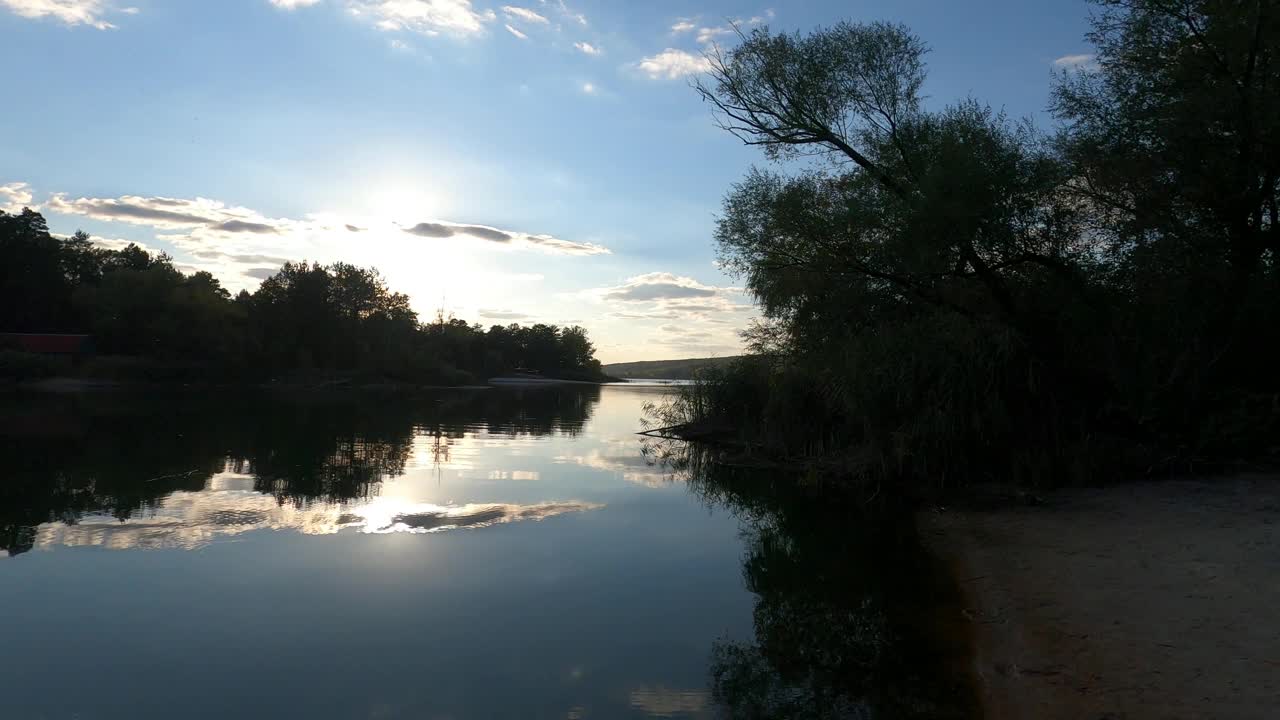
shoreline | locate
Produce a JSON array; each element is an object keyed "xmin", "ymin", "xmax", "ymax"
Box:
[
  {"xmin": 2, "ymin": 375, "xmax": 627, "ymax": 393},
  {"xmin": 921, "ymin": 475, "xmax": 1280, "ymax": 719}
]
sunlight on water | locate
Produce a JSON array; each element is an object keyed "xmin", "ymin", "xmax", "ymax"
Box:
[
  {"xmin": 0, "ymin": 385, "xmax": 753, "ymax": 719},
  {"xmin": 32, "ymin": 469, "xmax": 605, "ymax": 552}
]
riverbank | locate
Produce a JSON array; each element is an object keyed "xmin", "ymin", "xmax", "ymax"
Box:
[
  {"xmin": 922, "ymin": 475, "xmax": 1280, "ymax": 719},
  {"xmin": 3, "ymin": 374, "xmax": 624, "ymax": 393},
  {"xmin": 2, "ymin": 377, "xmax": 494, "ymax": 393}
]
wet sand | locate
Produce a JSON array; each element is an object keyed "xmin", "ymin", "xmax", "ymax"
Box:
[{"xmin": 921, "ymin": 475, "xmax": 1280, "ymax": 720}]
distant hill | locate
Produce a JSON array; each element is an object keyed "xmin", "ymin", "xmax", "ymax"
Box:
[{"xmin": 602, "ymin": 356, "xmax": 741, "ymax": 380}]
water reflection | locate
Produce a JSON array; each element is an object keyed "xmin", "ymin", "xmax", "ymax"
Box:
[
  {"xmin": 651, "ymin": 441, "xmax": 975, "ymax": 719},
  {"xmin": 1, "ymin": 385, "xmax": 754, "ymax": 720},
  {"xmin": 0, "ymin": 386, "xmax": 602, "ymax": 556},
  {"xmin": 555, "ymin": 437, "xmax": 672, "ymax": 487},
  {"xmin": 31, "ymin": 465, "xmax": 604, "ymax": 552},
  {"xmin": 628, "ymin": 686, "xmax": 712, "ymax": 717},
  {"xmin": 1, "ymin": 385, "xmax": 971, "ymax": 719}
]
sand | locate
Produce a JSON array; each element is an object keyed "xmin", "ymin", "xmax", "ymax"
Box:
[{"xmin": 921, "ymin": 475, "xmax": 1280, "ymax": 720}]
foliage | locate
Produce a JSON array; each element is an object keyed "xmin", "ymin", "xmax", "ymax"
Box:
[
  {"xmin": 0, "ymin": 212, "xmax": 610, "ymax": 385},
  {"xmin": 678, "ymin": 5, "xmax": 1280, "ymax": 490}
]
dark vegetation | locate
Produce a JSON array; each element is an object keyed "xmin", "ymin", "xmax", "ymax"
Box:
[
  {"xmin": 637, "ymin": 439, "xmax": 973, "ymax": 719},
  {"xmin": 653, "ymin": 0, "xmax": 1280, "ymax": 491},
  {"xmin": 602, "ymin": 355, "xmax": 741, "ymax": 380},
  {"xmin": 0, "ymin": 210, "xmax": 609, "ymax": 385}
]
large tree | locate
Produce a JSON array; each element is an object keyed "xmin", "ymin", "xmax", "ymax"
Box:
[
  {"xmin": 1051, "ymin": 0, "xmax": 1280, "ymax": 393},
  {"xmin": 681, "ymin": 6, "xmax": 1280, "ymax": 486},
  {"xmin": 698, "ymin": 24, "xmax": 1092, "ymax": 354}
]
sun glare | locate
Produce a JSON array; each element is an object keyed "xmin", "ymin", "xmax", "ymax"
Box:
[{"xmin": 363, "ymin": 183, "xmax": 444, "ymax": 223}]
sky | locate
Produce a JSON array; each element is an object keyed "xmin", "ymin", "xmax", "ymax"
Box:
[{"xmin": 0, "ymin": 0, "xmax": 1095, "ymax": 363}]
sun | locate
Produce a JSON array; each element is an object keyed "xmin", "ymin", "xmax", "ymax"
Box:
[{"xmin": 361, "ymin": 182, "xmax": 445, "ymax": 223}]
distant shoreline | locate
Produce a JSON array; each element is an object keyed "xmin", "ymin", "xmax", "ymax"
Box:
[{"xmin": 4, "ymin": 375, "xmax": 628, "ymax": 393}]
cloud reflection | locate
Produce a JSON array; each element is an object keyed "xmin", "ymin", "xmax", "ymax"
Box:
[
  {"xmin": 554, "ymin": 439, "xmax": 674, "ymax": 488},
  {"xmin": 31, "ymin": 471, "xmax": 602, "ymax": 552}
]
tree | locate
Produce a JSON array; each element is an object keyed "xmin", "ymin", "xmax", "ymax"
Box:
[
  {"xmin": 699, "ymin": 24, "xmax": 1093, "ymax": 356},
  {"xmin": 559, "ymin": 326, "xmax": 597, "ymax": 371},
  {"xmin": 678, "ymin": 9, "xmax": 1280, "ymax": 488},
  {"xmin": 59, "ymin": 231, "xmax": 107, "ymax": 286},
  {"xmin": 1, "ymin": 209, "xmax": 610, "ymax": 385},
  {"xmin": 0, "ymin": 209, "xmax": 76, "ymax": 331},
  {"xmin": 1051, "ymin": 0, "xmax": 1280, "ymax": 392}
]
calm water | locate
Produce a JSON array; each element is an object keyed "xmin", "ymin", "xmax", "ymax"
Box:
[{"xmin": 0, "ymin": 385, "xmax": 971, "ymax": 719}]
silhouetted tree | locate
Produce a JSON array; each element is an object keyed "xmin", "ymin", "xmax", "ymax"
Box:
[
  {"xmin": 673, "ymin": 4, "xmax": 1280, "ymax": 490},
  {"xmin": 0, "ymin": 209, "xmax": 76, "ymax": 331}
]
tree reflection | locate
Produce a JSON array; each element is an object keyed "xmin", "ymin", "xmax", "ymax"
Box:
[
  {"xmin": 647, "ymin": 441, "xmax": 973, "ymax": 719},
  {"xmin": 0, "ymin": 386, "xmax": 601, "ymax": 556}
]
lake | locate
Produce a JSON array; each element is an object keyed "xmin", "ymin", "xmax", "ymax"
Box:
[{"xmin": 0, "ymin": 384, "xmax": 972, "ymax": 719}]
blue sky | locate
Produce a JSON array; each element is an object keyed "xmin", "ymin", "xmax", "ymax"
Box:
[{"xmin": 0, "ymin": 0, "xmax": 1094, "ymax": 362}]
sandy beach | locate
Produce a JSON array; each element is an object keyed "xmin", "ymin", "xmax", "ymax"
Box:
[{"xmin": 922, "ymin": 475, "xmax": 1280, "ymax": 720}]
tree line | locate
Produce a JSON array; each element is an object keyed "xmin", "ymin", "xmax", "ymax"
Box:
[
  {"xmin": 658, "ymin": 0, "xmax": 1280, "ymax": 488},
  {"xmin": 0, "ymin": 208, "xmax": 609, "ymax": 384}
]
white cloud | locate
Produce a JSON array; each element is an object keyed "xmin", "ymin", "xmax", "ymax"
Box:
[
  {"xmin": 600, "ymin": 272, "xmax": 721, "ymax": 302},
  {"xmin": 268, "ymin": 0, "xmax": 588, "ymax": 42},
  {"xmin": 479, "ymin": 308, "xmax": 533, "ymax": 320},
  {"xmin": 587, "ymin": 272, "xmax": 752, "ymax": 357},
  {"xmin": 89, "ymin": 236, "xmax": 159, "ymax": 252},
  {"xmin": 694, "ymin": 11, "xmax": 772, "ymax": 45},
  {"xmin": 573, "ymin": 40, "xmax": 600, "ymax": 55},
  {"xmin": 501, "ymin": 4, "xmax": 546, "ymax": 23},
  {"xmin": 52, "ymin": 231, "xmax": 159, "ymax": 254},
  {"xmin": 0, "ymin": 0, "xmax": 135, "ymax": 29},
  {"xmin": 636, "ymin": 49, "xmax": 711, "ymax": 79},
  {"xmin": 1053, "ymin": 53, "xmax": 1097, "ymax": 70},
  {"xmin": 505, "ymin": 23, "xmax": 526, "ymax": 38},
  {"xmin": 695, "ymin": 25, "xmax": 732, "ymax": 44},
  {"xmin": 580, "ymin": 81, "xmax": 595, "ymax": 94},
  {"xmin": 551, "ymin": 0, "xmax": 585, "ymax": 26},
  {"xmin": 347, "ymin": 0, "xmax": 496, "ymax": 37},
  {"xmin": 46, "ymin": 193, "xmax": 293, "ymax": 232},
  {"xmin": 40, "ymin": 189, "xmax": 611, "ymax": 267},
  {"xmin": 402, "ymin": 219, "xmax": 609, "ymax": 255},
  {"xmin": 670, "ymin": 19, "xmax": 695, "ymax": 34},
  {"xmin": 0, "ymin": 182, "xmax": 34, "ymax": 213},
  {"xmin": 608, "ymin": 310, "xmax": 679, "ymax": 321}
]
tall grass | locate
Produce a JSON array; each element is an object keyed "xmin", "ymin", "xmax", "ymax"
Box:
[{"xmin": 650, "ymin": 313, "xmax": 1120, "ymax": 492}]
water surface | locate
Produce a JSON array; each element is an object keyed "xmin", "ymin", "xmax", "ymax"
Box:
[
  {"xmin": 1, "ymin": 384, "xmax": 973, "ymax": 719},
  {"xmin": 0, "ymin": 385, "xmax": 754, "ymax": 719}
]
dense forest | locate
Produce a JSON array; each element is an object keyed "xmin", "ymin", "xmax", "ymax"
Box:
[
  {"xmin": 0, "ymin": 209, "xmax": 609, "ymax": 385},
  {"xmin": 656, "ymin": 0, "xmax": 1280, "ymax": 490}
]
